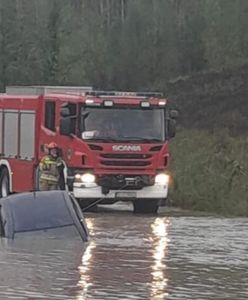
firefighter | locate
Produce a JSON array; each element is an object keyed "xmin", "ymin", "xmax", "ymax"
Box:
[
  {"xmin": 39, "ymin": 142, "xmax": 64, "ymax": 191},
  {"xmin": 98, "ymin": 116, "xmax": 120, "ymax": 138},
  {"xmin": 100, "ymin": 121, "xmax": 118, "ymax": 137}
]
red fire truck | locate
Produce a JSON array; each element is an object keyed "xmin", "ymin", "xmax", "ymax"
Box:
[{"xmin": 0, "ymin": 86, "xmax": 177, "ymax": 213}]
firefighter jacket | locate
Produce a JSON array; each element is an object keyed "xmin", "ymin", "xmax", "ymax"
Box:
[{"xmin": 39, "ymin": 155, "xmax": 63, "ymax": 183}]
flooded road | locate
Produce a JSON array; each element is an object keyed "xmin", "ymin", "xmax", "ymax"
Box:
[{"xmin": 0, "ymin": 204, "xmax": 247, "ymax": 299}]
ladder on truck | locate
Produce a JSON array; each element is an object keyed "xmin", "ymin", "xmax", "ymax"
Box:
[
  {"xmin": 5, "ymin": 86, "xmax": 93, "ymax": 96},
  {"xmin": 5, "ymin": 86, "xmax": 163, "ymax": 99}
]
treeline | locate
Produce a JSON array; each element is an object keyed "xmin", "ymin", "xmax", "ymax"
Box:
[{"xmin": 1, "ymin": 0, "xmax": 248, "ymax": 92}]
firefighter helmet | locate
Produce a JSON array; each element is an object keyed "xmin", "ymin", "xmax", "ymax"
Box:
[{"xmin": 47, "ymin": 142, "xmax": 58, "ymax": 149}]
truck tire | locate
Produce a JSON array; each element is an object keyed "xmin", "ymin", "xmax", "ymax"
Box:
[
  {"xmin": 132, "ymin": 199, "xmax": 159, "ymax": 214},
  {"xmin": 0, "ymin": 168, "xmax": 10, "ymax": 198}
]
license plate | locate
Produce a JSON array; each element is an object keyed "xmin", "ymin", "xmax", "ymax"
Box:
[{"xmin": 115, "ymin": 192, "xmax": 136, "ymax": 198}]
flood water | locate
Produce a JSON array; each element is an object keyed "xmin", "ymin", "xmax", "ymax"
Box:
[{"xmin": 0, "ymin": 204, "xmax": 247, "ymax": 300}]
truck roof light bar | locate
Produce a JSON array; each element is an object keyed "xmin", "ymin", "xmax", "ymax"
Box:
[
  {"xmin": 86, "ymin": 91, "xmax": 116, "ymax": 97},
  {"xmin": 5, "ymin": 86, "xmax": 93, "ymax": 96},
  {"xmin": 158, "ymin": 100, "xmax": 166, "ymax": 106},
  {"xmin": 136, "ymin": 92, "xmax": 163, "ymax": 98},
  {"xmin": 86, "ymin": 91, "xmax": 163, "ymax": 98},
  {"xmin": 140, "ymin": 101, "xmax": 150, "ymax": 108},
  {"xmin": 104, "ymin": 100, "xmax": 113, "ymax": 106},
  {"xmin": 85, "ymin": 99, "xmax": 95, "ymax": 104}
]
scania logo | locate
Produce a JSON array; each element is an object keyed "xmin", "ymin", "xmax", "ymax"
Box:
[{"xmin": 112, "ymin": 145, "xmax": 142, "ymax": 152}]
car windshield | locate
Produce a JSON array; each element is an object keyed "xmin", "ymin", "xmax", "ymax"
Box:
[{"xmin": 80, "ymin": 107, "xmax": 165, "ymax": 142}]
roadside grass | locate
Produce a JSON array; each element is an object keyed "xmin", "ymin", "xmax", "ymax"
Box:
[{"xmin": 169, "ymin": 128, "xmax": 248, "ymax": 216}]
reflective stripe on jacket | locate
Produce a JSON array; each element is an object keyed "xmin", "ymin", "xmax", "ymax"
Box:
[{"xmin": 39, "ymin": 155, "xmax": 63, "ymax": 183}]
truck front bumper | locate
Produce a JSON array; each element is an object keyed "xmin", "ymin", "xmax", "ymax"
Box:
[{"xmin": 73, "ymin": 183, "xmax": 168, "ymax": 200}]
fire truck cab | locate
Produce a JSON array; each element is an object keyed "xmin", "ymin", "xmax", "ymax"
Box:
[{"xmin": 0, "ymin": 86, "xmax": 177, "ymax": 214}]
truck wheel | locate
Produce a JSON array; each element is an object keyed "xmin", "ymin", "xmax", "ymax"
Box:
[
  {"xmin": 132, "ymin": 199, "xmax": 159, "ymax": 214},
  {"xmin": 0, "ymin": 168, "xmax": 10, "ymax": 198}
]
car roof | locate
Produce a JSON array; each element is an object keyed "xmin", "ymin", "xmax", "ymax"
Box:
[{"xmin": 0, "ymin": 191, "xmax": 88, "ymax": 241}]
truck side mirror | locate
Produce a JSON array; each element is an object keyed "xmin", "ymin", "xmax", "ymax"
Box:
[
  {"xmin": 60, "ymin": 107, "xmax": 70, "ymax": 117},
  {"xmin": 168, "ymin": 119, "xmax": 176, "ymax": 138},
  {"xmin": 169, "ymin": 110, "xmax": 178, "ymax": 119}
]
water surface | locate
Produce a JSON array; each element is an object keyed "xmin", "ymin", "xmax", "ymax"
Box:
[{"xmin": 0, "ymin": 204, "xmax": 247, "ymax": 299}]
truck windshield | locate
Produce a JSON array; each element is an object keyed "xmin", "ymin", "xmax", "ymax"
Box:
[{"xmin": 80, "ymin": 107, "xmax": 165, "ymax": 142}]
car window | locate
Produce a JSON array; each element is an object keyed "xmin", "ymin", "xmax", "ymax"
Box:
[
  {"xmin": 45, "ymin": 101, "xmax": 56, "ymax": 131},
  {"xmin": 0, "ymin": 206, "xmax": 5, "ymax": 237},
  {"xmin": 13, "ymin": 225, "xmax": 81, "ymax": 240}
]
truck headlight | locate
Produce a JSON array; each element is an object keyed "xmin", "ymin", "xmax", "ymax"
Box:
[
  {"xmin": 155, "ymin": 173, "xmax": 170, "ymax": 185},
  {"xmin": 75, "ymin": 173, "xmax": 96, "ymax": 183},
  {"xmin": 81, "ymin": 173, "xmax": 96, "ymax": 183}
]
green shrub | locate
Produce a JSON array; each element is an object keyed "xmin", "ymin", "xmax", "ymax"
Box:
[{"xmin": 169, "ymin": 128, "xmax": 248, "ymax": 216}]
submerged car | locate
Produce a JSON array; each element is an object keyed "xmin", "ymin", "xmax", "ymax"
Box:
[{"xmin": 0, "ymin": 191, "xmax": 89, "ymax": 241}]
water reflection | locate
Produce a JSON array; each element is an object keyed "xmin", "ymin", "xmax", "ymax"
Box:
[
  {"xmin": 77, "ymin": 218, "xmax": 96, "ymax": 300},
  {"xmin": 76, "ymin": 216, "xmax": 171, "ymax": 300},
  {"xmin": 150, "ymin": 218, "xmax": 170, "ymax": 300},
  {"xmin": 72, "ymin": 214, "xmax": 248, "ymax": 300}
]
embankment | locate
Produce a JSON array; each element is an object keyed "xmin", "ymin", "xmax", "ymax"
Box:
[{"xmin": 162, "ymin": 65, "xmax": 248, "ymax": 215}]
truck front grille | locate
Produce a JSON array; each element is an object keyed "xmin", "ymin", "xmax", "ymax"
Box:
[
  {"xmin": 97, "ymin": 175, "xmax": 153, "ymax": 190},
  {"xmin": 100, "ymin": 153, "xmax": 152, "ymax": 159},
  {"xmin": 99, "ymin": 153, "xmax": 152, "ymax": 168},
  {"xmin": 101, "ymin": 160, "xmax": 151, "ymax": 167}
]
